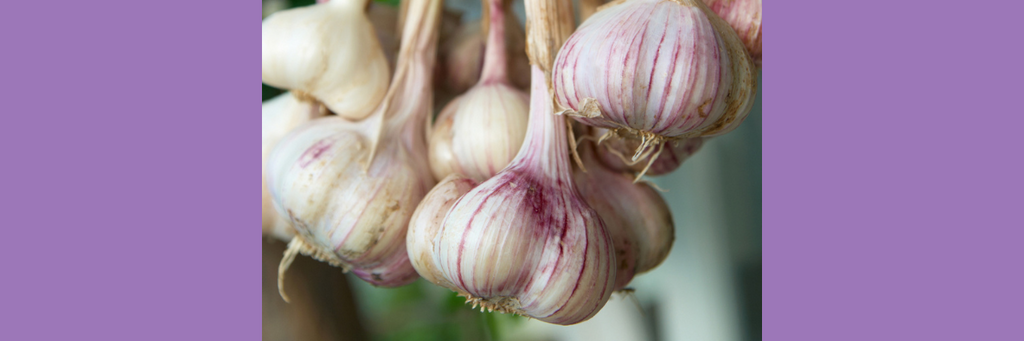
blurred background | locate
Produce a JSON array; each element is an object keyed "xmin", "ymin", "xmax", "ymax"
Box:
[{"xmin": 263, "ymin": 1, "xmax": 761, "ymax": 340}]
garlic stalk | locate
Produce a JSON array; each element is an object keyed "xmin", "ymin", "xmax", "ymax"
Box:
[
  {"xmin": 594, "ymin": 128, "xmax": 704, "ymax": 177},
  {"xmin": 262, "ymin": 93, "xmax": 325, "ymax": 241},
  {"xmin": 438, "ymin": 2, "xmax": 531, "ymax": 94},
  {"xmin": 702, "ymin": 0, "xmax": 761, "ymax": 67},
  {"xmin": 574, "ymin": 138, "xmax": 675, "ymax": 289},
  {"xmin": 267, "ymin": 0, "xmax": 442, "ymax": 296},
  {"xmin": 427, "ymin": 0, "xmax": 530, "ymax": 182},
  {"xmin": 552, "ymin": 0, "xmax": 756, "ymax": 162},
  {"xmin": 408, "ymin": 66, "xmax": 616, "ymax": 325},
  {"xmin": 262, "ymin": 0, "xmax": 390, "ymax": 121}
]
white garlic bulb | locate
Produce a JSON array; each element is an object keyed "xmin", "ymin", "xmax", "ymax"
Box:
[
  {"xmin": 552, "ymin": 0, "xmax": 756, "ymax": 154},
  {"xmin": 267, "ymin": 0, "xmax": 442, "ymax": 293},
  {"xmin": 428, "ymin": 0, "xmax": 530, "ymax": 182},
  {"xmin": 262, "ymin": 0, "xmax": 390, "ymax": 121},
  {"xmin": 407, "ymin": 67, "xmax": 617, "ymax": 325},
  {"xmin": 262, "ymin": 92, "xmax": 324, "ymax": 241}
]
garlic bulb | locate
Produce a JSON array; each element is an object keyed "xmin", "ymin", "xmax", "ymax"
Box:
[
  {"xmin": 407, "ymin": 66, "xmax": 617, "ymax": 325},
  {"xmin": 262, "ymin": 93, "xmax": 324, "ymax": 241},
  {"xmin": 552, "ymin": 0, "xmax": 756, "ymax": 156},
  {"xmin": 574, "ymin": 139, "xmax": 674, "ymax": 289},
  {"xmin": 594, "ymin": 128, "xmax": 704, "ymax": 177},
  {"xmin": 438, "ymin": 4, "xmax": 531, "ymax": 94},
  {"xmin": 428, "ymin": 0, "xmax": 530, "ymax": 182},
  {"xmin": 262, "ymin": 0, "xmax": 390, "ymax": 121},
  {"xmin": 702, "ymin": 0, "xmax": 761, "ymax": 66},
  {"xmin": 267, "ymin": 0, "xmax": 442, "ymax": 294}
]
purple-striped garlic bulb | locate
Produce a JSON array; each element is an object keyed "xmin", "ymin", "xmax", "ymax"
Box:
[
  {"xmin": 552, "ymin": 0, "xmax": 756, "ymax": 162},
  {"xmin": 428, "ymin": 0, "xmax": 529, "ymax": 182},
  {"xmin": 574, "ymin": 139, "xmax": 675, "ymax": 289},
  {"xmin": 407, "ymin": 67, "xmax": 616, "ymax": 325},
  {"xmin": 702, "ymin": 0, "xmax": 761, "ymax": 67},
  {"xmin": 594, "ymin": 128, "xmax": 704, "ymax": 177},
  {"xmin": 437, "ymin": 1, "xmax": 531, "ymax": 94},
  {"xmin": 262, "ymin": 92, "xmax": 325, "ymax": 241},
  {"xmin": 266, "ymin": 0, "xmax": 442, "ymax": 297},
  {"xmin": 262, "ymin": 0, "xmax": 389, "ymax": 121}
]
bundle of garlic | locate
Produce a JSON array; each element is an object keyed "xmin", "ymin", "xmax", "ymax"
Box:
[
  {"xmin": 262, "ymin": 93, "xmax": 324, "ymax": 242},
  {"xmin": 407, "ymin": 0, "xmax": 616, "ymax": 325},
  {"xmin": 262, "ymin": 0, "xmax": 390, "ymax": 120},
  {"xmin": 427, "ymin": 0, "xmax": 530, "ymax": 182},
  {"xmin": 573, "ymin": 137, "xmax": 674, "ymax": 289},
  {"xmin": 552, "ymin": 0, "xmax": 757, "ymax": 171},
  {"xmin": 266, "ymin": 0, "xmax": 442, "ymax": 297},
  {"xmin": 438, "ymin": 0, "xmax": 531, "ymax": 94},
  {"xmin": 702, "ymin": 0, "xmax": 762, "ymax": 67}
]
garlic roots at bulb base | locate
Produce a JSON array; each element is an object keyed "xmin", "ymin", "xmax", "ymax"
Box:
[
  {"xmin": 573, "ymin": 140, "xmax": 675, "ymax": 289},
  {"xmin": 266, "ymin": 0, "xmax": 443, "ymax": 293},
  {"xmin": 702, "ymin": 0, "xmax": 761, "ymax": 67},
  {"xmin": 407, "ymin": 67, "xmax": 617, "ymax": 325},
  {"xmin": 552, "ymin": 0, "xmax": 756, "ymax": 157},
  {"xmin": 428, "ymin": 0, "xmax": 530, "ymax": 182},
  {"xmin": 262, "ymin": 93, "xmax": 324, "ymax": 241},
  {"xmin": 595, "ymin": 128, "xmax": 705, "ymax": 177},
  {"xmin": 262, "ymin": 0, "xmax": 390, "ymax": 121}
]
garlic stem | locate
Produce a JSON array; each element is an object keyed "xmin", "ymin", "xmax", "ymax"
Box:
[{"xmin": 478, "ymin": 0, "xmax": 508, "ymax": 85}]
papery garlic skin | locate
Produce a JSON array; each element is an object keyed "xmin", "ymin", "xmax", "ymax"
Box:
[
  {"xmin": 552, "ymin": 0, "xmax": 756, "ymax": 140},
  {"xmin": 262, "ymin": 93, "xmax": 324, "ymax": 241},
  {"xmin": 410, "ymin": 67, "xmax": 617, "ymax": 325},
  {"xmin": 574, "ymin": 141, "xmax": 675, "ymax": 289},
  {"xmin": 266, "ymin": 117, "xmax": 428, "ymax": 286},
  {"xmin": 262, "ymin": 0, "xmax": 389, "ymax": 120},
  {"xmin": 407, "ymin": 174, "xmax": 477, "ymax": 287},
  {"xmin": 702, "ymin": 0, "xmax": 761, "ymax": 66}
]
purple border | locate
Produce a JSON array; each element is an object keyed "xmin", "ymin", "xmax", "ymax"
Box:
[
  {"xmin": 764, "ymin": 1, "xmax": 1023, "ymax": 340},
  {"xmin": 1, "ymin": 0, "xmax": 258, "ymax": 339}
]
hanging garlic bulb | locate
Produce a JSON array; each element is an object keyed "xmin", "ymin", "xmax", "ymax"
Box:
[
  {"xmin": 262, "ymin": 93, "xmax": 325, "ymax": 241},
  {"xmin": 267, "ymin": 0, "xmax": 442, "ymax": 296},
  {"xmin": 552, "ymin": 0, "xmax": 756, "ymax": 162},
  {"xmin": 594, "ymin": 128, "xmax": 704, "ymax": 177},
  {"xmin": 573, "ymin": 138, "xmax": 675, "ymax": 289},
  {"xmin": 262, "ymin": 0, "xmax": 390, "ymax": 121},
  {"xmin": 438, "ymin": 1, "xmax": 531, "ymax": 94},
  {"xmin": 407, "ymin": 66, "xmax": 616, "ymax": 325},
  {"xmin": 427, "ymin": 0, "xmax": 530, "ymax": 182},
  {"xmin": 702, "ymin": 0, "xmax": 761, "ymax": 67}
]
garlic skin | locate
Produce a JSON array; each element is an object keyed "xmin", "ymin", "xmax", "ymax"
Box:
[
  {"xmin": 262, "ymin": 0, "xmax": 390, "ymax": 121},
  {"xmin": 428, "ymin": 0, "xmax": 530, "ymax": 182},
  {"xmin": 595, "ymin": 128, "xmax": 705, "ymax": 176},
  {"xmin": 407, "ymin": 174, "xmax": 477, "ymax": 287},
  {"xmin": 408, "ymin": 67, "xmax": 617, "ymax": 325},
  {"xmin": 262, "ymin": 93, "xmax": 324, "ymax": 241},
  {"xmin": 266, "ymin": 0, "xmax": 442, "ymax": 289},
  {"xmin": 702, "ymin": 0, "xmax": 761, "ymax": 66},
  {"xmin": 552, "ymin": 0, "xmax": 757, "ymax": 141},
  {"xmin": 574, "ymin": 140, "xmax": 675, "ymax": 289}
]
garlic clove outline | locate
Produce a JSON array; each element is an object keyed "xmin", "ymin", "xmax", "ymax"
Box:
[
  {"xmin": 552, "ymin": 0, "xmax": 756, "ymax": 157},
  {"xmin": 261, "ymin": 0, "xmax": 390, "ymax": 121},
  {"xmin": 262, "ymin": 92, "xmax": 324, "ymax": 241}
]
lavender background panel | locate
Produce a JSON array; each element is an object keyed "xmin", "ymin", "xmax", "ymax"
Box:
[
  {"xmin": 765, "ymin": 1, "xmax": 1024, "ymax": 340},
  {"xmin": 0, "ymin": 0, "xmax": 258, "ymax": 340}
]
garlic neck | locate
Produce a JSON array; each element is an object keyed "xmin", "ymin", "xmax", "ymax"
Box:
[
  {"xmin": 478, "ymin": 0, "xmax": 508, "ymax": 85},
  {"xmin": 511, "ymin": 66, "xmax": 571, "ymax": 181}
]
